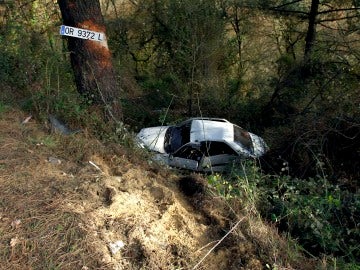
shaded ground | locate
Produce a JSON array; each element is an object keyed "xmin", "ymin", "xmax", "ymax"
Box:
[{"xmin": 0, "ymin": 108, "xmax": 315, "ymax": 269}]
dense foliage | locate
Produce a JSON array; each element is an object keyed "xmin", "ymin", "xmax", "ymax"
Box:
[
  {"xmin": 208, "ymin": 162, "xmax": 360, "ymax": 268},
  {"xmin": 0, "ymin": 0, "xmax": 359, "ymax": 267}
]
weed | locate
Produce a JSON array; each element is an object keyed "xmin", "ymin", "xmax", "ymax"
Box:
[
  {"xmin": 207, "ymin": 160, "xmax": 263, "ymax": 207},
  {"xmin": 28, "ymin": 135, "xmax": 58, "ymax": 148},
  {"xmin": 42, "ymin": 136, "xmax": 58, "ymax": 148},
  {"xmin": 0, "ymin": 102, "xmax": 9, "ymax": 115},
  {"xmin": 207, "ymin": 173, "xmax": 237, "ymax": 200}
]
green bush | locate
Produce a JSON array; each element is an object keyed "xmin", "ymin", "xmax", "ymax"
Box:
[
  {"xmin": 207, "ymin": 161, "xmax": 360, "ymax": 265},
  {"xmin": 259, "ymin": 173, "xmax": 360, "ymax": 263}
]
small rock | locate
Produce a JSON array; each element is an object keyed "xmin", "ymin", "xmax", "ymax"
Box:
[
  {"xmin": 48, "ymin": 157, "xmax": 61, "ymax": 164},
  {"xmin": 109, "ymin": 240, "xmax": 125, "ymax": 255},
  {"xmin": 49, "ymin": 115, "xmax": 80, "ymax": 135}
]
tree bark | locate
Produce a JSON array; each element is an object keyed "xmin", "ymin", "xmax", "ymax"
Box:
[
  {"xmin": 58, "ymin": 0, "xmax": 122, "ymax": 121},
  {"xmin": 304, "ymin": 0, "xmax": 320, "ymax": 60}
]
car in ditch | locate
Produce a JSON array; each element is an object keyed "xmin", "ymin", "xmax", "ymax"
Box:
[{"xmin": 136, "ymin": 118, "xmax": 268, "ymax": 172}]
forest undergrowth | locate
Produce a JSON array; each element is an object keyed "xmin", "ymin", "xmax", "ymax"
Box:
[{"xmin": 0, "ymin": 0, "xmax": 359, "ymax": 268}]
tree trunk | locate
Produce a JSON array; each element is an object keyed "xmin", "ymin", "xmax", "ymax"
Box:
[
  {"xmin": 57, "ymin": 0, "xmax": 122, "ymax": 121},
  {"xmin": 304, "ymin": 0, "xmax": 319, "ymax": 60}
]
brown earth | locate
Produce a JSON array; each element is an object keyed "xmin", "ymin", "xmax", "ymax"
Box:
[{"xmin": 0, "ymin": 108, "xmax": 316, "ymax": 269}]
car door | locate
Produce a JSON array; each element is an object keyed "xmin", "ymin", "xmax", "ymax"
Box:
[
  {"xmin": 199, "ymin": 141, "xmax": 240, "ymax": 172},
  {"xmin": 168, "ymin": 143, "xmax": 202, "ymax": 171}
]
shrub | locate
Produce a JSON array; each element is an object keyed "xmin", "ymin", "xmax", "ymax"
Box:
[{"xmin": 207, "ymin": 161, "xmax": 360, "ymax": 264}]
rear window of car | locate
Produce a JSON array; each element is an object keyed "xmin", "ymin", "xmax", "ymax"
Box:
[{"xmin": 233, "ymin": 125, "xmax": 253, "ymax": 151}]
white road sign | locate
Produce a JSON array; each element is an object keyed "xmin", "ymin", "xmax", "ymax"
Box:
[{"xmin": 60, "ymin": 25, "xmax": 104, "ymax": 42}]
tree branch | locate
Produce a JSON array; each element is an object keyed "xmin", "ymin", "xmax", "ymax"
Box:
[
  {"xmin": 318, "ymin": 7, "xmax": 360, "ymax": 15},
  {"xmin": 318, "ymin": 14, "xmax": 360, "ymax": 23},
  {"xmin": 268, "ymin": 8, "xmax": 308, "ymax": 16},
  {"xmin": 271, "ymin": 0, "xmax": 304, "ymax": 10}
]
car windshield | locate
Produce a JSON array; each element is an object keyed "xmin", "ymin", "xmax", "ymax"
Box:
[
  {"xmin": 164, "ymin": 122, "xmax": 191, "ymax": 153},
  {"xmin": 164, "ymin": 127, "xmax": 180, "ymax": 153}
]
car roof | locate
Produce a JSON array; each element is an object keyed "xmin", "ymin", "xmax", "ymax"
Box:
[
  {"xmin": 182, "ymin": 117, "xmax": 230, "ymax": 124},
  {"xmin": 190, "ymin": 119, "xmax": 234, "ymax": 143}
]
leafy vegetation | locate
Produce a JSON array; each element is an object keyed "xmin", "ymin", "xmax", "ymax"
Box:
[
  {"xmin": 0, "ymin": 0, "xmax": 359, "ymax": 268},
  {"xmin": 207, "ymin": 161, "xmax": 360, "ymax": 268}
]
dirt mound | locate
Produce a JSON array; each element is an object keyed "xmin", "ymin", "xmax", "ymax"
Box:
[{"xmin": 0, "ymin": 108, "xmax": 313, "ymax": 269}]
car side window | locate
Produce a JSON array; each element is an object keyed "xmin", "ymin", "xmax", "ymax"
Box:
[
  {"xmin": 173, "ymin": 145, "xmax": 202, "ymax": 161},
  {"xmin": 200, "ymin": 141, "xmax": 237, "ymax": 156}
]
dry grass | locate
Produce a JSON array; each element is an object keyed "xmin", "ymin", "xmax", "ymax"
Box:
[
  {"xmin": 0, "ymin": 109, "xmax": 108, "ymax": 269},
  {"xmin": 0, "ymin": 108, "xmax": 318, "ymax": 269}
]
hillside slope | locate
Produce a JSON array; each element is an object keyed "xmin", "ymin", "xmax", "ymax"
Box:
[{"xmin": 0, "ymin": 108, "xmax": 314, "ymax": 269}]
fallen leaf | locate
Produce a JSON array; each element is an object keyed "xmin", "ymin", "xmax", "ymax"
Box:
[
  {"xmin": 10, "ymin": 237, "xmax": 20, "ymax": 247},
  {"xmin": 11, "ymin": 219, "xmax": 21, "ymax": 229},
  {"xmin": 21, "ymin": 115, "xmax": 32, "ymax": 124}
]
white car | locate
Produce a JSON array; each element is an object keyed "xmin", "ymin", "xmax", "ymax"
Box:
[{"xmin": 136, "ymin": 118, "xmax": 268, "ymax": 172}]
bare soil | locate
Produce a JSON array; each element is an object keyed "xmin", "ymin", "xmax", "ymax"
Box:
[{"xmin": 0, "ymin": 108, "xmax": 315, "ymax": 269}]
